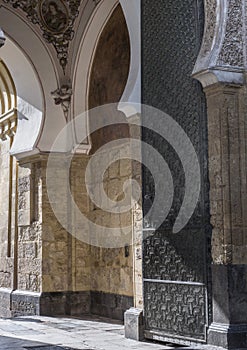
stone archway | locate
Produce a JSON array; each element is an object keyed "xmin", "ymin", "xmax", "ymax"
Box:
[
  {"xmin": 72, "ymin": 0, "xmax": 141, "ymax": 152},
  {"xmin": 0, "ymin": 0, "xmax": 141, "ymax": 319},
  {"xmin": 88, "ymin": 4, "xmax": 130, "ymax": 152},
  {"xmin": 87, "ymin": 3, "xmax": 134, "ymax": 318},
  {"xmin": 69, "ymin": 3, "xmax": 136, "ymax": 320}
]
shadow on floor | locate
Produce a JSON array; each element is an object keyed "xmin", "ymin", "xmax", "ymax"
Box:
[{"xmin": 0, "ymin": 335, "xmax": 77, "ymax": 350}]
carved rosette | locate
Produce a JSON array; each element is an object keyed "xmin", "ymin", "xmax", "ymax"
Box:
[
  {"xmin": 193, "ymin": 0, "xmax": 246, "ymax": 86},
  {"xmin": 2, "ymin": 0, "xmax": 82, "ymax": 72}
]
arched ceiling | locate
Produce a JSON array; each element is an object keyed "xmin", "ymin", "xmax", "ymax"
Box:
[
  {"xmin": 0, "ymin": 0, "xmax": 141, "ymax": 158},
  {"xmin": 0, "ymin": 0, "xmax": 101, "ymax": 78}
]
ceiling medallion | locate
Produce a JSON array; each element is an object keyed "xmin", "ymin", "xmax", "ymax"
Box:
[{"xmin": 3, "ymin": 0, "xmax": 81, "ymax": 72}]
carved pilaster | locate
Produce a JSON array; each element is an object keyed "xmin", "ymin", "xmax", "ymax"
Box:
[
  {"xmin": 194, "ymin": 1, "xmax": 247, "ymax": 348},
  {"xmin": 194, "ymin": 0, "xmax": 247, "ymax": 266},
  {"xmin": 205, "ymin": 83, "xmax": 247, "ymax": 266},
  {"xmin": 202, "ymin": 82, "xmax": 247, "ymax": 350}
]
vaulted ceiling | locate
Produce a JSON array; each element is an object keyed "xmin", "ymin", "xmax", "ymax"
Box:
[{"xmin": 0, "ymin": 0, "xmax": 101, "ymax": 78}]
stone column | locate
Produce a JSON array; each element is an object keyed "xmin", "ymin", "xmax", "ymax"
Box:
[
  {"xmin": 205, "ymin": 83, "xmax": 247, "ymax": 348},
  {"xmin": 193, "ymin": 0, "xmax": 247, "ymax": 347}
]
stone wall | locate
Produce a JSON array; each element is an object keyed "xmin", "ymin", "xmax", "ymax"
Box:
[
  {"xmin": 17, "ymin": 162, "xmax": 42, "ymax": 293},
  {"xmin": 40, "ymin": 148, "xmax": 135, "ymax": 318},
  {"xmin": 88, "ymin": 144, "xmax": 133, "ymax": 297},
  {"xmin": 0, "ymin": 149, "xmax": 136, "ymax": 318}
]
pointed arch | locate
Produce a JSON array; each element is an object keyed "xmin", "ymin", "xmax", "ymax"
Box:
[
  {"xmin": 0, "ymin": 58, "xmax": 17, "ymax": 262},
  {"xmin": 0, "ymin": 59, "xmax": 16, "ymax": 113},
  {"xmin": 0, "ymin": 58, "xmax": 17, "ymax": 140},
  {"xmin": 72, "ymin": 0, "xmax": 141, "ymax": 151}
]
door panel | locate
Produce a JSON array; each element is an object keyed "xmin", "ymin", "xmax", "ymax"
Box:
[{"xmin": 142, "ymin": 0, "xmax": 211, "ymax": 344}]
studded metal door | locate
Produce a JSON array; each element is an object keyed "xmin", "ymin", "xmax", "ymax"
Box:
[{"xmin": 142, "ymin": 0, "xmax": 212, "ymax": 345}]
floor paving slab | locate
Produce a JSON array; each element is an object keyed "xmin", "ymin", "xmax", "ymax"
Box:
[{"xmin": 0, "ymin": 316, "xmax": 225, "ymax": 350}]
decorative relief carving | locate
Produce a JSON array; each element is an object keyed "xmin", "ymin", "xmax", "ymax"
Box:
[
  {"xmin": 51, "ymin": 84, "xmax": 72, "ymax": 120},
  {"xmin": 144, "ymin": 282, "xmax": 206, "ymax": 341},
  {"xmin": 143, "ymin": 231, "xmax": 207, "ymax": 283},
  {"xmin": 217, "ymin": 0, "xmax": 244, "ymax": 67},
  {"xmin": 194, "ymin": 0, "xmax": 246, "ymax": 82},
  {"xmin": 3, "ymin": 0, "xmax": 82, "ymax": 71},
  {"xmin": 142, "ymin": 0, "xmax": 208, "ymax": 230},
  {"xmin": 18, "ymin": 176, "xmax": 31, "ymax": 193},
  {"xmin": 201, "ymin": 0, "xmax": 217, "ymax": 56},
  {"xmin": 142, "ymin": 0, "xmax": 211, "ymax": 342},
  {"xmin": 0, "ymin": 108, "xmax": 17, "ymax": 141}
]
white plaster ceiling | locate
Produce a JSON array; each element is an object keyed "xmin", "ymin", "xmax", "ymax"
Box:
[{"xmin": 0, "ymin": 0, "xmax": 141, "ymax": 158}]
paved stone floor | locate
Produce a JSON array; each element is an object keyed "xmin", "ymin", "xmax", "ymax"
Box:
[{"xmin": 0, "ymin": 315, "xmax": 224, "ymax": 350}]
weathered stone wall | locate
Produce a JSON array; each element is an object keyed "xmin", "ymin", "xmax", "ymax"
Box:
[
  {"xmin": 17, "ymin": 162, "xmax": 42, "ymax": 293},
  {"xmin": 70, "ymin": 156, "xmax": 91, "ymax": 293},
  {"xmin": 10, "ymin": 151, "xmax": 135, "ymax": 318},
  {"xmin": 41, "ymin": 156, "xmax": 71, "ymax": 293},
  {"xmin": 88, "ymin": 144, "xmax": 133, "ymax": 297},
  {"xmin": 205, "ymin": 84, "xmax": 247, "ymax": 265}
]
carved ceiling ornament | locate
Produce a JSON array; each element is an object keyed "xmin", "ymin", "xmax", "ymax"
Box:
[
  {"xmin": 2, "ymin": 0, "xmax": 82, "ymax": 72},
  {"xmin": 51, "ymin": 83, "xmax": 72, "ymax": 120}
]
